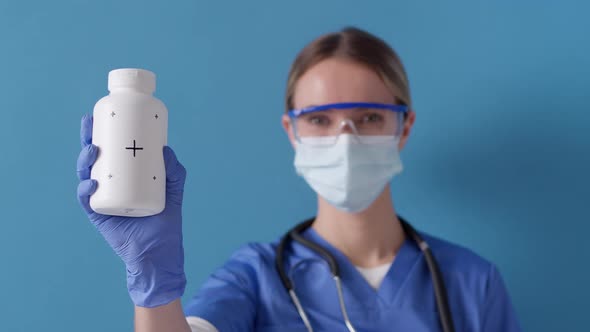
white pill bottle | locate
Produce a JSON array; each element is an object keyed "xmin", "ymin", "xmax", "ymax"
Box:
[{"xmin": 90, "ymin": 68, "xmax": 168, "ymax": 217}]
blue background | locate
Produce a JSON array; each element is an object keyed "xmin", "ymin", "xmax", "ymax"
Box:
[{"xmin": 0, "ymin": 0, "xmax": 588, "ymax": 331}]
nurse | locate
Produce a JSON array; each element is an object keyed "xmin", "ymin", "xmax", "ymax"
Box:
[{"xmin": 76, "ymin": 27, "xmax": 521, "ymax": 331}]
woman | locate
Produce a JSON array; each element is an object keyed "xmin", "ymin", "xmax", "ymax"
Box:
[{"xmin": 76, "ymin": 27, "xmax": 521, "ymax": 331}]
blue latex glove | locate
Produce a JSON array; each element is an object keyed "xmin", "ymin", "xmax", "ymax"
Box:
[{"xmin": 76, "ymin": 113, "xmax": 187, "ymax": 308}]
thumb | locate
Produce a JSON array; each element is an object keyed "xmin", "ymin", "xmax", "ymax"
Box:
[
  {"xmin": 77, "ymin": 179, "xmax": 98, "ymax": 216},
  {"xmin": 163, "ymin": 145, "xmax": 187, "ymax": 195}
]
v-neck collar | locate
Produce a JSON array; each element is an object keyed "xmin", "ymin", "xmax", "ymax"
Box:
[{"xmin": 296, "ymin": 225, "xmax": 422, "ymax": 309}]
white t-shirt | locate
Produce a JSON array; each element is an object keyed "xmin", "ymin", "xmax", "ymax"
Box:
[
  {"xmin": 186, "ymin": 261, "xmax": 393, "ymax": 332},
  {"xmin": 354, "ymin": 260, "xmax": 393, "ymax": 290}
]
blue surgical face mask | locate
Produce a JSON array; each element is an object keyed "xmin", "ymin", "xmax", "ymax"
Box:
[{"xmin": 294, "ymin": 134, "xmax": 403, "ymax": 213}]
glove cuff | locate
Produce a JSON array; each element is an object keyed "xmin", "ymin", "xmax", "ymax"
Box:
[{"xmin": 126, "ymin": 260, "xmax": 187, "ymax": 308}]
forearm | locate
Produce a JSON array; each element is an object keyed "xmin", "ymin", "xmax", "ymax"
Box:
[{"xmin": 135, "ymin": 299, "xmax": 191, "ymax": 332}]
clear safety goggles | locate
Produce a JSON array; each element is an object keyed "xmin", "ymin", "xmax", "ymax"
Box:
[{"xmin": 288, "ymin": 102, "xmax": 408, "ymax": 145}]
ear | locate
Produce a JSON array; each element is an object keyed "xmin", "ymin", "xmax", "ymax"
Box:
[
  {"xmin": 398, "ymin": 109, "xmax": 416, "ymax": 151},
  {"xmin": 282, "ymin": 114, "xmax": 297, "ymax": 149}
]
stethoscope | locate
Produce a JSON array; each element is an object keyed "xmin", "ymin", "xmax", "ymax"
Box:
[{"xmin": 275, "ymin": 216, "xmax": 456, "ymax": 332}]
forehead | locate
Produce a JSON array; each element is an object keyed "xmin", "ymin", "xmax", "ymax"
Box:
[{"xmin": 292, "ymin": 57, "xmax": 398, "ymax": 109}]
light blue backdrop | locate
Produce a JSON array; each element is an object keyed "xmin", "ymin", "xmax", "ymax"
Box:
[{"xmin": 0, "ymin": 0, "xmax": 588, "ymax": 331}]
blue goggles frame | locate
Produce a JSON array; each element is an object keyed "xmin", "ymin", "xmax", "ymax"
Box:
[{"xmin": 288, "ymin": 102, "xmax": 408, "ymax": 118}]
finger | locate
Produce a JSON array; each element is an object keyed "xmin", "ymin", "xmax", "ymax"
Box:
[
  {"xmin": 163, "ymin": 145, "xmax": 187, "ymax": 193},
  {"xmin": 77, "ymin": 179, "xmax": 98, "ymax": 215},
  {"xmin": 80, "ymin": 114, "xmax": 93, "ymax": 148},
  {"xmin": 77, "ymin": 144, "xmax": 98, "ymax": 180}
]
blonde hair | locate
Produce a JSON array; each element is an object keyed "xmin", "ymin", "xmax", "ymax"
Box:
[{"xmin": 285, "ymin": 26, "xmax": 412, "ymax": 113}]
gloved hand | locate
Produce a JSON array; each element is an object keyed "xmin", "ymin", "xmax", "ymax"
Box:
[{"xmin": 76, "ymin": 113, "xmax": 187, "ymax": 308}]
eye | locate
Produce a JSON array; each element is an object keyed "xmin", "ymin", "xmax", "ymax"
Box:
[
  {"xmin": 362, "ymin": 113, "xmax": 383, "ymax": 123},
  {"xmin": 307, "ymin": 115, "xmax": 330, "ymax": 126}
]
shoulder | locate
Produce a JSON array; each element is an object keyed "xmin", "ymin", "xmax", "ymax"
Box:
[
  {"xmin": 417, "ymin": 232, "xmax": 521, "ymax": 330},
  {"xmin": 419, "ymin": 231, "xmax": 495, "ymax": 279},
  {"xmin": 417, "ymin": 231, "xmax": 513, "ymax": 315},
  {"xmin": 224, "ymin": 241, "xmax": 278, "ymax": 270},
  {"xmin": 417, "ymin": 231, "xmax": 498, "ymax": 307},
  {"xmin": 183, "ymin": 241, "xmax": 279, "ymax": 330},
  {"xmin": 206, "ymin": 241, "xmax": 279, "ymax": 291}
]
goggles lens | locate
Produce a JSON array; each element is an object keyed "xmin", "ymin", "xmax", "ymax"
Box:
[{"xmin": 288, "ymin": 102, "xmax": 407, "ymax": 145}]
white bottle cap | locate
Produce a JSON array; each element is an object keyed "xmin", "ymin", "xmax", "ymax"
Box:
[{"xmin": 108, "ymin": 68, "xmax": 156, "ymax": 94}]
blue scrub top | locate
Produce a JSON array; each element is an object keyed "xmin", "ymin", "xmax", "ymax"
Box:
[{"xmin": 184, "ymin": 224, "xmax": 521, "ymax": 331}]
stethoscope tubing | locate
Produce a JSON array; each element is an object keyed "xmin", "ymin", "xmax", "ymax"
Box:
[{"xmin": 275, "ymin": 216, "xmax": 456, "ymax": 332}]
